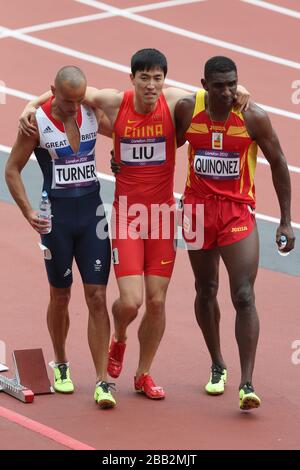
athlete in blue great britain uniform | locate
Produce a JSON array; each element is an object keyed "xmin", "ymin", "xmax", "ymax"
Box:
[{"xmin": 5, "ymin": 66, "xmax": 116, "ymax": 409}]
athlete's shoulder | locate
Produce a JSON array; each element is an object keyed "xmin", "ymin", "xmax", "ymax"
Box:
[
  {"xmin": 33, "ymin": 107, "xmax": 44, "ymax": 128},
  {"xmin": 85, "ymin": 87, "xmax": 124, "ymax": 109},
  {"xmin": 175, "ymin": 93, "xmax": 197, "ymax": 115},
  {"xmin": 35, "ymin": 98, "xmax": 50, "ymax": 115},
  {"xmin": 174, "ymin": 93, "xmax": 198, "ymax": 146},
  {"xmin": 242, "ymin": 102, "xmax": 270, "ymax": 139},
  {"xmin": 177, "ymin": 88, "xmax": 205, "ymax": 108},
  {"xmin": 243, "ymin": 101, "xmax": 267, "ymax": 120},
  {"xmin": 98, "ymin": 88, "xmax": 124, "ymax": 99},
  {"xmin": 81, "ymin": 102, "xmax": 96, "ymax": 114},
  {"xmin": 163, "ymin": 87, "xmax": 193, "ymax": 101}
]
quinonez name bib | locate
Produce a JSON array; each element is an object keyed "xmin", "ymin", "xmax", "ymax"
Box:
[{"xmin": 194, "ymin": 149, "xmax": 240, "ymax": 180}]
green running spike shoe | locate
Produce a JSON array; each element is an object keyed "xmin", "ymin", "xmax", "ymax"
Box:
[
  {"xmin": 239, "ymin": 382, "xmax": 261, "ymax": 410},
  {"xmin": 52, "ymin": 362, "xmax": 74, "ymax": 394},
  {"xmin": 205, "ymin": 364, "xmax": 227, "ymax": 395},
  {"xmin": 94, "ymin": 381, "xmax": 116, "ymax": 409}
]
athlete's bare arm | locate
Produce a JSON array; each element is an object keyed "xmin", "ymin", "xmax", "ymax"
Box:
[
  {"xmin": 19, "ymin": 87, "xmax": 123, "ymax": 136},
  {"xmin": 5, "ymin": 129, "xmax": 50, "ymax": 233},
  {"xmin": 163, "ymin": 87, "xmax": 193, "ymax": 123},
  {"xmin": 244, "ymin": 102, "xmax": 295, "ymax": 252},
  {"xmin": 174, "ymin": 94, "xmax": 196, "ymax": 147},
  {"xmin": 19, "ymin": 91, "xmax": 52, "ymax": 135},
  {"xmin": 94, "ymin": 109, "xmax": 113, "ymax": 138},
  {"xmin": 84, "ymin": 87, "xmax": 123, "ymax": 125},
  {"xmin": 235, "ymin": 84, "xmax": 251, "ymax": 111},
  {"xmin": 165, "ymin": 84, "xmax": 250, "ymax": 125}
]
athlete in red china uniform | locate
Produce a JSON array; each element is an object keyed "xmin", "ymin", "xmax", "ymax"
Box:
[{"xmin": 112, "ymin": 88, "xmax": 176, "ymax": 279}]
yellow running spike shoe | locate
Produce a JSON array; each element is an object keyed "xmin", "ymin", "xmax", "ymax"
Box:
[
  {"xmin": 205, "ymin": 364, "xmax": 227, "ymax": 395},
  {"xmin": 52, "ymin": 362, "xmax": 74, "ymax": 394},
  {"xmin": 94, "ymin": 381, "xmax": 116, "ymax": 409},
  {"xmin": 239, "ymin": 382, "xmax": 261, "ymax": 410}
]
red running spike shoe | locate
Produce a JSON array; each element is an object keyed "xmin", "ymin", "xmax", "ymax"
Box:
[
  {"xmin": 134, "ymin": 373, "xmax": 165, "ymax": 399},
  {"xmin": 107, "ymin": 336, "xmax": 126, "ymax": 378}
]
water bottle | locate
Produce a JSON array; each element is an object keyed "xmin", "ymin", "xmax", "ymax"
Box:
[
  {"xmin": 38, "ymin": 190, "xmax": 52, "ymax": 234},
  {"xmin": 277, "ymin": 234, "xmax": 289, "ymax": 257}
]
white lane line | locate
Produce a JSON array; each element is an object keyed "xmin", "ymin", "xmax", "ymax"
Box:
[
  {"xmin": 0, "ymin": 13, "xmax": 111, "ymax": 38},
  {"xmin": 257, "ymin": 156, "xmax": 300, "ymax": 174},
  {"xmin": 241, "ymin": 0, "xmax": 300, "ymax": 19},
  {"xmin": 1, "ymin": 143, "xmax": 299, "ymax": 229},
  {"xmin": 1, "ymin": 31, "xmax": 300, "ymax": 124},
  {"xmin": 1, "ymin": 0, "xmax": 299, "ymax": 71},
  {"xmin": 126, "ymin": 0, "xmax": 205, "ymax": 12},
  {"xmin": 0, "ymin": 0, "xmax": 204, "ymax": 37},
  {"xmin": 74, "ymin": 0, "xmax": 300, "ymax": 70},
  {"xmin": 175, "ymin": 189, "xmax": 300, "ymax": 229},
  {"xmin": 0, "ymin": 144, "xmax": 13, "ymax": 153},
  {"xmin": 254, "ymin": 212, "xmax": 300, "ymax": 228},
  {"xmin": 0, "ymin": 12, "xmax": 114, "ymax": 37},
  {"xmin": 75, "ymin": 0, "xmax": 202, "ymax": 10},
  {"xmin": 0, "ymin": 25, "xmax": 131, "ymax": 73},
  {"xmin": 1, "ymin": 84, "xmax": 300, "ymax": 175},
  {"xmin": 0, "ymin": 86, "xmax": 36, "ymax": 101},
  {"xmin": 257, "ymin": 103, "xmax": 300, "ymax": 121},
  {"xmin": 0, "ymin": 143, "xmax": 116, "ymax": 181}
]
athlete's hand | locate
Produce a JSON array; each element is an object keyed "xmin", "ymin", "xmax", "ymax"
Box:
[
  {"xmin": 19, "ymin": 107, "xmax": 38, "ymax": 136},
  {"xmin": 234, "ymin": 85, "xmax": 250, "ymax": 112},
  {"xmin": 276, "ymin": 223, "xmax": 295, "ymax": 253},
  {"xmin": 25, "ymin": 209, "xmax": 51, "ymax": 234},
  {"xmin": 110, "ymin": 150, "xmax": 122, "ymax": 174}
]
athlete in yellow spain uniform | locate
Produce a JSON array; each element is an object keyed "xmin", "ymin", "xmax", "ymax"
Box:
[
  {"xmin": 183, "ymin": 88, "xmax": 257, "ymax": 249},
  {"xmin": 175, "ymin": 56, "xmax": 294, "ymax": 410}
]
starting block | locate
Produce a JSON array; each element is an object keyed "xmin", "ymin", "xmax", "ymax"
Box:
[{"xmin": 0, "ymin": 348, "xmax": 54, "ymax": 403}]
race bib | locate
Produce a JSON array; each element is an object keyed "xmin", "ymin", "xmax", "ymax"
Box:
[
  {"xmin": 120, "ymin": 137, "xmax": 166, "ymax": 166},
  {"xmin": 54, "ymin": 154, "xmax": 97, "ymax": 188},
  {"xmin": 194, "ymin": 149, "xmax": 240, "ymax": 180}
]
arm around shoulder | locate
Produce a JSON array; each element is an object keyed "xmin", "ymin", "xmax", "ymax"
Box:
[
  {"xmin": 19, "ymin": 90, "xmax": 52, "ymax": 136},
  {"xmin": 95, "ymin": 109, "xmax": 113, "ymax": 138},
  {"xmin": 85, "ymin": 87, "xmax": 123, "ymax": 112},
  {"xmin": 174, "ymin": 94, "xmax": 196, "ymax": 147}
]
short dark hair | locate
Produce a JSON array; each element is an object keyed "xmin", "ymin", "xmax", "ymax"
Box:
[
  {"xmin": 131, "ymin": 48, "xmax": 168, "ymax": 77},
  {"xmin": 55, "ymin": 65, "xmax": 86, "ymax": 88},
  {"xmin": 204, "ymin": 56, "xmax": 237, "ymax": 81}
]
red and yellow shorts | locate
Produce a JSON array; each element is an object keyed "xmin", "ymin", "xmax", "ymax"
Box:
[
  {"xmin": 182, "ymin": 193, "xmax": 255, "ymax": 250},
  {"xmin": 111, "ymin": 204, "xmax": 177, "ymax": 278}
]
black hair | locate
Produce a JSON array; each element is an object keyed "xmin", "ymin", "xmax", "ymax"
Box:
[
  {"xmin": 204, "ymin": 56, "xmax": 237, "ymax": 81},
  {"xmin": 131, "ymin": 48, "xmax": 168, "ymax": 77}
]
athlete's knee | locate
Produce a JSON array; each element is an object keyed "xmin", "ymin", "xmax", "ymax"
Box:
[
  {"xmin": 85, "ymin": 287, "xmax": 107, "ymax": 314},
  {"xmin": 117, "ymin": 295, "xmax": 142, "ymax": 320},
  {"xmin": 232, "ymin": 283, "xmax": 255, "ymax": 313},
  {"xmin": 146, "ymin": 297, "xmax": 165, "ymax": 317},
  {"xmin": 49, "ymin": 287, "xmax": 71, "ymax": 310},
  {"xmin": 195, "ymin": 279, "xmax": 218, "ymax": 302}
]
